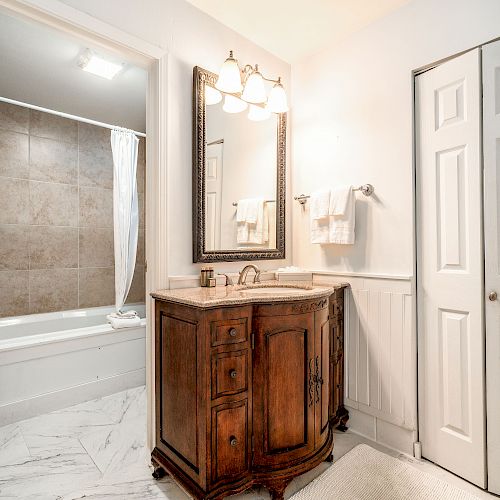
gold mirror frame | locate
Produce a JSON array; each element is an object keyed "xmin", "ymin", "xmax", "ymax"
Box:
[{"xmin": 192, "ymin": 66, "xmax": 286, "ymax": 263}]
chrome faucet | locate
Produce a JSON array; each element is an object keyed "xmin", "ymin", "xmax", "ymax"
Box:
[{"xmin": 238, "ymin": 264, "xmax": 261, "ymax": 285}]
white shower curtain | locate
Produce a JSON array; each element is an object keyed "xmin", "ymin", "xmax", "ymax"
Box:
[{"xmin": 110, "ymin": 129, "xmax": 139, "ymax": 313}]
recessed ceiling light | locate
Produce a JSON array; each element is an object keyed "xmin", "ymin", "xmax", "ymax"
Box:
[{"xmin": 78, "ymin": 49, "xmax": 124, "ymax": 80}]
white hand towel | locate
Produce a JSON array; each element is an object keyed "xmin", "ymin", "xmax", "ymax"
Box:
[
  {"xmin": 329, "ymin": 186, "xmax": 355, "ymax": 244},
  {"xmin": 107, "ymin": 311, "xmax": 141, "ymax": 329},
  {"xmin": 236, "ymin": 199, "xmax": 250, "ymax": 223},
  {"xmin": 237, "ymin": 221, "xmax": 249, "ymax": 243},
  {"xmin": 329, "ymin": 185, "xmax": 352, "ymax": 216},
  {"xmin": 310, "ymin": 190, "xmax": 331, "ymax": 220},
  {"xmin": 247, "ymin": 199, "xmax": 266, "ymax": 244},
  {"xmin": 244, "ymin": 198, "xmax": 261, "ymax": 224}
]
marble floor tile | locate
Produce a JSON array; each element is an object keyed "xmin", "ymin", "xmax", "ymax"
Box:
[{"xmin": 0, "ymin": 387, "xmax": 496, "ymax": 500}]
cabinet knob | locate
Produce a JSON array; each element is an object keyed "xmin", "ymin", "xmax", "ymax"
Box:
[
  {"xmin": 229, "ymin": 369, "xmax": 237, "ymax": 379},
  {"xmin": 230, "ymin": 436, "xmax": 238, "ymax": 447},
  {"xmin": 228, "ymin": 328, "xmax": 237, "ymax": 337},
  {"xmin": 489, "ymin": 291, "xmax": 498, "ymax": 302}
]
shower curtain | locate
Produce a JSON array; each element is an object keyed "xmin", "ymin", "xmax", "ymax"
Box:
[{"xmin": 110, "ymin": 129, "xmax": 139, "ymax": 313}]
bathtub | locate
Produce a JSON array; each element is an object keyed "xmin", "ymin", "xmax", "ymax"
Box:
[{"xmin": 0, "ymin": 304, "xmax": 146, "ymax": 426}]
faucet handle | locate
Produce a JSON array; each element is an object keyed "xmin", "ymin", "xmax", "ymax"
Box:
[
  {"xmin": 221, "ymin": 273, "xmax": 234, "ymax": 286},
  {"xmin": 254, "ymin": 270, "xmax": 261, "ymax": 283}
]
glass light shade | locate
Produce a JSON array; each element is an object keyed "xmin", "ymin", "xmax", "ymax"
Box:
[
  {"xmin": 241, "ymin": 71, "xmax": 267, "ymax": 104},
  {"xmin": 248, "ymin": 105, "xmax": 271, "ymax": 121},
  {"xmin": 205, "ymin": 86, "xmax": 222, "ymax": 105},
  {"xmin": 266, "ymin": 82, "xmax": 289, "ymax": 113},
  {"xmin": 215, "ymin": 52, "xmax": 242, "ymax": 93},
  {"xmin": 222, "ymin": 95, "xmax": 248, "ymax": 114}
]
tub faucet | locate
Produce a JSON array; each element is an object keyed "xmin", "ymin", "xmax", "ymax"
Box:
[{"xmin": 238, "ymin": 265, "xmax": 261, "ymax": 285}]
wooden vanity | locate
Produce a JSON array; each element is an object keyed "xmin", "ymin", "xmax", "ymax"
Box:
[{"xmin": 151, "ymin": 283, "xmax": 348, "ymax": 500}]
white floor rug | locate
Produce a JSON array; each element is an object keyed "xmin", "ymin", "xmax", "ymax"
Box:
[{"xmin": 290, "ymin": 444, "xmax": 480, "ymax": 500}]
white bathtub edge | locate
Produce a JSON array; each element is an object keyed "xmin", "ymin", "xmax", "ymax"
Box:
[{"xmin": 0, "ymin": 368, "xmax": 145, "ymax": 427}]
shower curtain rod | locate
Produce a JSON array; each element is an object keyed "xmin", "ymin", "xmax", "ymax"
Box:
[{"xmin": 0, "ymin": 96, "xmax": 146, "ymax": 138}]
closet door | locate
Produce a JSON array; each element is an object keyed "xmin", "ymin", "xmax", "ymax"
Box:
[
  {"xmin": 483, "ymin": 40, "xmax": 500, "ymax": 496},
  {"xmin": 416, "ymin": 49, "xmax": 486, "ymax": 488}
]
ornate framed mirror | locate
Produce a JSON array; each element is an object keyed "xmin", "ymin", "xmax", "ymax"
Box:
[{"xmin": 192, "ymin": 66, "xmax": 286, "ymax": 263}]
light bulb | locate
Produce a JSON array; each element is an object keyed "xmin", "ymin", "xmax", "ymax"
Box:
[
  {"xmin": 266, "ymin": 80, "xmax": 288, "ymax": 113},
  {"xmin": 205, "ymin": 86, "xmax": 222, "ymax": 105},
  {"xmin": 223, "ymin": 95, "xmax": 248, "ymax": 114},
  {"xmin": 248, "ymin": 105, "xmax": 271, "ymax": 121},
  {"xmin": 242, "ymin": 67, "xmax": 267, "ymax": 104},
  {"xmin": 215, "ymin": 50, "xmax": 242, "ymax": 94}
]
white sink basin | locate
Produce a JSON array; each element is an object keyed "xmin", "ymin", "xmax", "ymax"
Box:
[{"xmin": 240, "ymin": 287, "xmax": 307, "ymax": 295}]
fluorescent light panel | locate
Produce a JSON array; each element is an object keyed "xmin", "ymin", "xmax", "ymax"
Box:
[{"xmin": 80, "ymin": 51, "xmax": 123, "ymax": 80}]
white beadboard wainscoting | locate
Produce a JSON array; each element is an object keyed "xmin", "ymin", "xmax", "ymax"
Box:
[{"xmin": 312, "ymin": 272, "xmax": 417, "ymax": 455}]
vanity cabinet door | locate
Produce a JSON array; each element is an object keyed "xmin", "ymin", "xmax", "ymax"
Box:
[
  {"xmin": 315, "ymin": 306, "xmax": 330, "ymax": 446},
  {"xmin": 252, "ymin": 311, "xmax": 316, "ymax": 468}
]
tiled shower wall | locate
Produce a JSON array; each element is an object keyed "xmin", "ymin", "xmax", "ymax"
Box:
[{"xmin": 0, "ymin": 101, "xmax": 145, "ymax": 317}]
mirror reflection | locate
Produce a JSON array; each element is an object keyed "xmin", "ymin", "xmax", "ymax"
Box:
[{"xmin": 204, "ymin": 81, "xmax": 278, "ymax": 251}]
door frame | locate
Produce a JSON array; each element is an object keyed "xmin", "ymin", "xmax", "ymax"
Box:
[
  {"xmin": 0, "ymin": 0, "xmax": 169, "ymax": 452},
  {"xmin": 412, "ymin": 48, "xmax": 488, "ymax": 483}
]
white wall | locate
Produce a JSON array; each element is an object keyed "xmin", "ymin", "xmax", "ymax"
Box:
[
  {"xmin": 292, "ymin": 0, "xmax": 500, "ymax": 453},
  {"xmin": 292, "ymin": 0, "xmax": 500, "ymax": 277},
  {"xmin": 57, "ymin": 0, "xmax": 292, "ymax": 277}
]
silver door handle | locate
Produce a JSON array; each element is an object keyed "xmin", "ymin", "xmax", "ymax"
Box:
[{"xmin": 489, "ymin": 291, "xmax": 497, "ymax": 301}]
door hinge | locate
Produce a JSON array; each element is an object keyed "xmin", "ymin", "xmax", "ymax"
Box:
[
  {"xmin": 251, "ymin": 434, "xmax": 254, "ymax": 452},
  {"xmin": 145, "ymin": 260, "xmax": 148, "ymax": 273},
  {"xmin": 251, "ymin": 333, "xmax": 255, "ymax": 349}
]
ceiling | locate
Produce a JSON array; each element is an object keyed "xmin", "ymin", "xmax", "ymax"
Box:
[
  {"xmin": 186, "ymin": 0, "xmax": 410, "ymax": 63},
  {"xmin": 0, "ymin": 10, "xmax": 147, "ymax": 132}
]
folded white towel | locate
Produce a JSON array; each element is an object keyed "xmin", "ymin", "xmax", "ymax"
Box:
[
  {"xmin": 236, "ymin": 199, "xmax": 250, "ymax": 223},
  {"xmin": 237, "ymin": 198, "xmax": 267, "ymax": 244},
  {"xmin": 237, "ymin": 221, "xmax": 249, "ymax": 243},
  {"xmin": 329, "ymin": 186, "xmax": 355, "ymax": 244},
  {"xmin": 244, "ymin": 198, "xmax": 261, "ymax": 224},
  {"xmin": 310, "ymin": 190, "xmax": 331, "ymax": 220},
  {"xmin": 329, "ymin": 185, "xmax": 352, "ymax": 216},
  {"xmin": 247, "ymin": 200, "xmax": 267, "ymax": 244},
  {"xmin": 107, "ymin": 311, "xmax": 141, "ymax": 329}
]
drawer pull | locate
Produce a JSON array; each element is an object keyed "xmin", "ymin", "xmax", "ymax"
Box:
[
  {"xmin": 229, "ymin": 369, "xmax": 237, "ymax": 379},
  {"xmin": 228, "ymin": 328, "xmax": 237, "ymax": 337},
  {"xmin": 230, "ymin": 436, "xmax": 238, "ymax": 447}
]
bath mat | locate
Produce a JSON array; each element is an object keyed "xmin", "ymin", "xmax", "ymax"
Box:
[{"xmin": 290, "ymin": 444, "xmax": 480, "ymax": 500}]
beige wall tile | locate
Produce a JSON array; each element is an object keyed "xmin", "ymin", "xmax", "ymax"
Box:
[
  {"xmin": 30, "ymin": 181, "xmax": 78, "ymax": 226},
  {"xmin": 0, "ymin": 225, "xmax": 29, "ymax": 270},
  {"xmin": 0, "ymin": 178, "xmax": 29, "ymax": 224},
  {"xmin": 136, "ymin": 229, "xmax": 145, "ymax": 266},
  {"xmin": 79, "ymin": 147, "xmax": 113, "ymax": 189},
  {"xmin": 138, "ymin": 190, "xmax": 145, "ymax": 229},
  {"xmin": 0, "ymin": 102, "xmax": 29, "ymax": 134},
  {"xmin": 29, "ymin": 268, "xmax": 78, "ymax": 314},
  {"xmin": 125, "ymin": 265, "xmax": 145, "ymax": 304},
  {"xmin": 0, "ymin": 270, "xmax": 29, "ymax": 317},
  {"xmin": 29, "ymin": 226, "xmax": 78, "ymax": 269},
  {"xmin": 79, "ymin": 187, "xmax": 113, "ymax": 227},
  {"xmin": 30, "ymin": 110, "xmax": 78, "ymax": 144},
  {"xmin": 79, "ymin": 267, "xmax": 115, "ymax": 308},
  {"xmin": 79, "ymin": 227, "xmax": 114, "ymax": 268},
  {"xmin": 79, "ymin": 122, "xmax": 110, "ymax": 151},
  {"xmin": 0, "ymin": 130, "xmax": 29, "ymax": 179},
  {"xmin": 30, "ymin": 136, "xmax": 78, "ymax": 184}
]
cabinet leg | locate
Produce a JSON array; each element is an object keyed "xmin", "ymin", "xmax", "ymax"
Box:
[
  {"xmin": 151, "ymin": 462, "xmax": 167, "ymax": 480},
  {"xmin": 325, "ymin": 453, "xmax": 334, "ymax": 462},
  {"xmin": 266, "ymin": 478, "xmax": 290, "ymax": 500},
  {"xmin": 336, "ymin": 406, "xmax": 349, "ymax": 432}
]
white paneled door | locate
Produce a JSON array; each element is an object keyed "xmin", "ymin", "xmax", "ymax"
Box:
[
  {"xmin": 416, "ymin": 49, "xmax": 486, "ymax": 488},
  {"xmin": 483, "ymin": 40, "xmax": 500, "ymax": 496},
  {"xmin": 205, "ymin": 141, "xmax": 223, "ymax": 251}
]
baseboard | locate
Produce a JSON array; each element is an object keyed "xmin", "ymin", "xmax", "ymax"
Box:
[
  {"xmin": 0, "ymin": 368, "xmax": 145, "ymax": 426},
  {"xmin": 346, "ymin": 406, "xmax": 417, "ymax": 457}
]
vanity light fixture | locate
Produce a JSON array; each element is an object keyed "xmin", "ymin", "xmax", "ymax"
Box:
[
  {"xmin": 222, "ymin": 94, "xmax": 248, "ymax": 113},
  {"xmin": 215, "ymin": 50, "xmax": 243, "ymax": 93},
  {"xmin": 78, "ymin": 49, "xmax": 124, "ymax": 80},
  {"xmin": 215, "ymin": 50, "xmax": 288, "ymax": 114},
  {"xmin": 205, "ymin": 86, "xmax": 222, "ymax": 105},
  {"xmin": 248, "ymin": 104, "xmax": 271, "ymax": 121}
]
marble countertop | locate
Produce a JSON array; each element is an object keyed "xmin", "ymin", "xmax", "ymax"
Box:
[{"xmin": 151, "ymin": 281, "xmax": 346, "ymax": 308}]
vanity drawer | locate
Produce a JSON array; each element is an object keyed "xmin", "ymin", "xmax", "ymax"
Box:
[
  {"xmin": 212, "ymin": 350, "xmax": 248, "ymax": 399},
  {"xmin": 211, "ymin": 399, "xmax": 249, "ymax": 484},
  {"xmin": 211, "ymin": 317, "xmax": 248, "ymax": 347}
]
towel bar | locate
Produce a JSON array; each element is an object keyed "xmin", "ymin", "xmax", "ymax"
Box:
[
  {"xmin": 294, "ymin": 184, "xmax": 374, "ymax": 205},
  {"xmin": 232, "ymin": 200, "xmax": 276, "ymax": 207}
]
